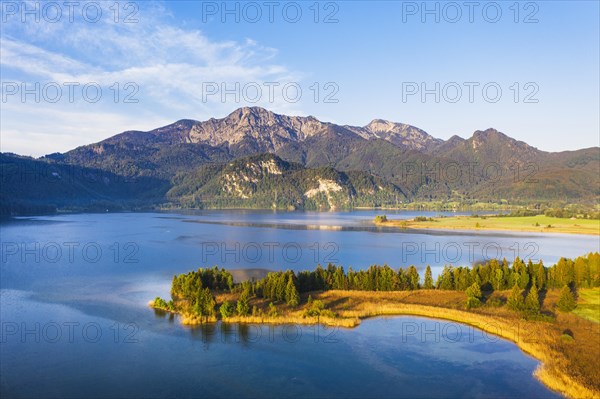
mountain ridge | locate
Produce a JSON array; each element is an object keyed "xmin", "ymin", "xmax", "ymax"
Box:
[
  {"xmin": 2, "ymin": 107, "xmax": 598, "ymax": 215},
  {"xmin": 58, "ymin": 106, "xmax": 596, "ymax": 158}
]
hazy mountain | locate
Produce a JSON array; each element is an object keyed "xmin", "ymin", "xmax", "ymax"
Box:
[{"xmin": 0, "ymin": 153, "xmax": 169, "ymax": 215}]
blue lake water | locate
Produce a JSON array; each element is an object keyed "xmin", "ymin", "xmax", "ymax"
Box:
[{"xmin": 2, "ymin": 210, "xmax": 594, "ymax": 398}]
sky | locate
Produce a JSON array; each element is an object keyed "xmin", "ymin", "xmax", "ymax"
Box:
[{"xmin": 1, "ymin": 0, "xmax": 599, "ymax": 156}]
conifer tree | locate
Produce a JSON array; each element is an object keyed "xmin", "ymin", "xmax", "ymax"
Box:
[
  {"xmin": 507, "ymin": 284, "xmax": 524, "ymax": 311},
  {"xmin": 437, "ymin": 266, "xmax": 454, "ymax": 290},
  {"xmin": 557, "ymin": 285, "xmax": 577, "ymax": 312},
  {"xmin": 237, "ymin": 289, "xmax": 250, "ymax": 316},
  {"xmin": 465, "ymin": 282, "xmax": 482, "ymax": 299},
  {"xmin": 285, "ymin": 275, "xmax": 300, "ymax": 307},
  {"xmin": 423, "ymin": 265, "xmax": 434, "ymax": 289},
  {"xmin": 525, "ymin": 283, "xmax": 540, "ymax": 314},
  {"xmin": 518, "ymin": 271, "xmax": 530, "ymax": 289},
  {"xmin": 535, "ymin": 261, "xmax": 546, "ymax": 289},
  {"xmin": 407, "ymin": 265, "xmax": 420, "ymax": 290}
]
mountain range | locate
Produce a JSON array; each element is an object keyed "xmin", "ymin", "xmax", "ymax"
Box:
[{"xmin": 2, "ymin": 107, "xmax": 598, "ymax": 214}]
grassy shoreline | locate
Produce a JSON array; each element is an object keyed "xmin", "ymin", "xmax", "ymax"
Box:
[
  {"xmin": 151, "ymin": 288, "xmax": 600, "ymax": 398},
  {"xmin": 375, "ymin": 214, "xmax": 600, "ymax": 235}
]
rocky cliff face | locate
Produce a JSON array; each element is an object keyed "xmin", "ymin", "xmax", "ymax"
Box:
[
  {"xmin": 188, "ymin": 107, "xmax": 328, "ymax": 149},
  {"xmin": 138, "ymin": 107, "xmax": 331, "ymax": 152}
]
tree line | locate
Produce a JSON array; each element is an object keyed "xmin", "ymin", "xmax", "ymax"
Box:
[
  {"xmin": 250, "ymin": 253, "xmax": 599, "ymax": 297},
  {"xmin": 154, "ymin": 253, "xmax": 598, "ymax": 319}
]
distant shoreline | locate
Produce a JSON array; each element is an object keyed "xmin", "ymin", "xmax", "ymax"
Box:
[{"xmin": 375, "ymin": 215, "xmax": 600, "ymax": 236}]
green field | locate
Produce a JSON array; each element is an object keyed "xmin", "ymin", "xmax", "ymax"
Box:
[
  {"xmin": 378, "ymin": 215, "xmax": 600, "ymax": 235},
  {"xmin": 574, "ymin": 288, "xmax": 600, "ymax": 323}
]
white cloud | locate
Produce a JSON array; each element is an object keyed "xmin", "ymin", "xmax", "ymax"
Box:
[
  {"xmin": 0, "ymin": 1, "xmax": 307, "ymax": 156},
  {"xmin": 0, "ymin": 101, "xmax": 170, "ymax": 156}
]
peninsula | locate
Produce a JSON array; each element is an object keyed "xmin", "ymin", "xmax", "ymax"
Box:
[{"xmin": 151, "ymin": 253, "xmax": 600, "ymax": 399}]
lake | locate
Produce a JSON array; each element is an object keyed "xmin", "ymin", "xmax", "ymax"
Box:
[{"xmin": 2, "ymin": 210, "xmax": 595, "ymax": 398}]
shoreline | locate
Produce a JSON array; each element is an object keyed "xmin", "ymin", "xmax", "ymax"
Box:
[
  {"xmin": 375, "ymin": 215, "xmax": 600, "ymax": 236},
  {"xmin": 150, "ymin": 290, "xmax": 600, "ymax": 399}
]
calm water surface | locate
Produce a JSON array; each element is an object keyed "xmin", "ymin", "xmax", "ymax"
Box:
[{"xmin": 2, "ymin": 210, "xmax": 593, "ymax": 398}]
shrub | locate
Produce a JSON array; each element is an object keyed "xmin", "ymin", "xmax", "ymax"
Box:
[
  {"xmin": 466, "ymin": 297, "xmax": 482, "ymax": 309},
  {"xmin": 268, "ymin": 302, "xmax": 279, "ymax": 317},
  {"xmin": 485, "ymin": 297, "xmax": 504, "ymax": 308},
  {"xmin": 414, "ymin": 216, "xmax": 433, "ymax": 222},
  {"xmin": 304, "ymin": 299, "xmax": 326, "ymax": 317},
  {"xmin": 465, "ymin": 282, "xmax": 482, "ymax": 309},
  {"xmin": 219, "ymin": 300, "xmax": 235, "ymax": 318},
  {"xmin": 153, "ymin": 297, "xmax": 168, "ymax": 308}
]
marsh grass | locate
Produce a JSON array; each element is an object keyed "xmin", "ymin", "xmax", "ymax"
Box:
[{"xmin": 377, "ymin": 215, "xmax": 600, "ymax": 235}]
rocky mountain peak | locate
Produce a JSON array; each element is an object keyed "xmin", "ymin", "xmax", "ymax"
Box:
[
  {"xmin": 183, "ymin": 107, "xmax": 330, "ymax": 150},
  {"xmin": 365, "ymin": 119, "xmax": 398, "ymax": 132},
  {"xmin": 472, "ymin": 128, "xmax": 504, "ymax": 140},
  {"xmin": 229, "ymin": 106, "xmax": 275, "ymax": 122}
]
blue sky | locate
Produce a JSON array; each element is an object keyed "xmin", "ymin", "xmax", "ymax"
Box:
[{"xmin": 1, "ymin": 0, "xmax": 598, "ymax": 156}]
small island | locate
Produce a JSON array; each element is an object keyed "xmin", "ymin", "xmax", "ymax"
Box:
[
  {"xmin": 374, "ymin": 212, "xmax": 600, "ymax": 236},
  {"xmin": 151, "ymin": 253, "xmax": 600, "ymax": 398}
]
